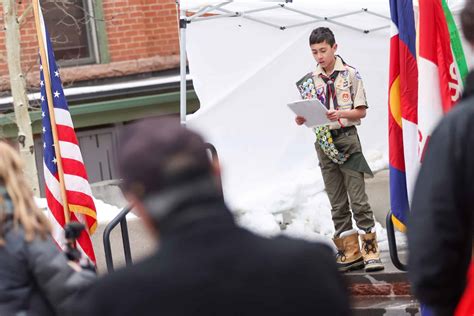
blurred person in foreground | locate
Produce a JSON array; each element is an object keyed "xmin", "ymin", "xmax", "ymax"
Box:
[
  {"xmin": 0, "ymin": 141, "xmax": 96, "ymax": 315},
  {"xmin": 73, "ymin": 117, "xmax": 351, "ymax": 316},
  {"xmin": 408, "ymin": 1, "xmax": 474, "ymax": 315}
]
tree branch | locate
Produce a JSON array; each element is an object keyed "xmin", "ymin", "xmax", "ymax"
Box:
[{"xmin": 17, "ymin": 3, "xmax": 32, "ymax": 25}]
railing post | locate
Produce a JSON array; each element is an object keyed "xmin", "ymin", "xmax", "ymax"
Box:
[
  {"xmin": 103, "ymin": 206, "xmax": 132, "ymax": 273},
  {"xmin": 120, "ymin": 216, "xmax": 132, "ymax": 267},
  {"xmin": 386, "ymin": 210, "xmax": 408, "ymax": 271}
]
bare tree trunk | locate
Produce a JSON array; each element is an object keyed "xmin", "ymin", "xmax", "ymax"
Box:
[{"xmin": 3, "ymin": 0, "xmax": 40, "ymax": 196}]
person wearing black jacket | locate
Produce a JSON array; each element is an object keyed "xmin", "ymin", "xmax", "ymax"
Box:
[
  {"xmin": 73, "ymin": 117, "xmax": 351, "ymax": 316},
  {"xmin": 0, "ymin": 142, "xmax": 96, "ymax": 315},
  {"xmin": 408, "ymin": 3, "xmax": 474, "ymax": 312},
  {"xmin": 408, "ymin": 91, "xmax": 474, "ymax": 315}
]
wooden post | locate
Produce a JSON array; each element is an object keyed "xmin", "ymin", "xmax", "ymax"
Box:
[
  {"xmin": 2, "ymin": 0, "xmax": 40, "ymax": 196},
  {"xmin": 32, "ymin": 0, "xmax": 70, "ymax": 223}
]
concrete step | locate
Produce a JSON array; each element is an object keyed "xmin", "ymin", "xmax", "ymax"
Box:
[
  {"xmin": 346, "ymin": 251, "xmax": 419, "ymax": 314},
  {"xmin": 352, "ymin": 297, "xmax": 420, "ymax": 315},
  {"xmin": 346, "ymin": 251, "xmax": 410, "ymax": 297}
]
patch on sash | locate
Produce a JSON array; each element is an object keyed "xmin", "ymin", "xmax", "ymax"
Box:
[
  {"xmin": 342, "ymin": 91, "xmax": 351, "ymax": 103},
  {"xmin": 300, "ymin": 78, "xmax": 316, "ymax": 99},
  {"xmin": 316, "ymin": 86, "xmax": 324, "ymax": 95}
]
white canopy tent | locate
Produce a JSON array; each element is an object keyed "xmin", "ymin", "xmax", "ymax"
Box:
[{"xmin": 176, "ymin": 0, "xmax": 469, "ymax": 239}]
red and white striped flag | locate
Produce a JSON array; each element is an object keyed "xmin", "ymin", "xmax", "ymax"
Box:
[
  {"xmin": 33, "ymin": 1, "xmax": 97, "ymax": 263},
  {"xmin": 417, "ymin": 0, "xmax": 466, "ymax": 160}
]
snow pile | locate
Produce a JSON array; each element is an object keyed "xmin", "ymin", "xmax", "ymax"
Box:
[
  {"xmin": 33, "ymin": 151, "xmax": 406, "ymax": 252},
  {"xmin": 233, "ymin": 150, "xmax": 406, "ymax": 251},
  {"xmin": 35, "ymin": 197, "xmax": 137, "ymax": 224}
]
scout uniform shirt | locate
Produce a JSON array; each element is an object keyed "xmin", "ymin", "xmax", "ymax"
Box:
[
  {"xmin": 312, "ymin": 56, "xmax": 368, "ymax": 130},
  {"xmin": 295, "ymin": 56, "xmax": 373, "ymax": 177}
]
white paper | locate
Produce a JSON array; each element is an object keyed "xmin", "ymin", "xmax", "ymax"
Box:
[{"xmin": 287, "ymin": 99, "xmax": 331, "ymax": 127}]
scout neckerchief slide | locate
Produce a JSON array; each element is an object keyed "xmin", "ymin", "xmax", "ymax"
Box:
[{"xmin": 296, "ymin": 73, "xmax": 349, "ymax": 165}]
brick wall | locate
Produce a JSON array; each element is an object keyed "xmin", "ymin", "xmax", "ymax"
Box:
[
  {"xmin": 0, "ymin": 0, "xmax": 180, "ymax": 91},
  {"xmin": 104, "ymin": 0, "xmax": 179, "ymax": 62}
]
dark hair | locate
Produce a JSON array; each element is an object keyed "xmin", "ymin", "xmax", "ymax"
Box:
[
  {"xmin": 461, "ymin": 0, "xmax": 474, "ymax": 44},
  {"xmin": 118, "ymin": 117, "xmax": 213, "ymax": 197},
  {"xmin": 309, "ymin": 27, "xmax": 336, "ymax": 46}
]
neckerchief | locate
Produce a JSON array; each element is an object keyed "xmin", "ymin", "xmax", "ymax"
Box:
[{"xmin": 319, "ymin": 70, "xmax": 340, "ymax": 110}]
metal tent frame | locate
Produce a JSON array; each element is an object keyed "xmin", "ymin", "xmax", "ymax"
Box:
[{"xmin": 176, "ymin": 0, "xmax": 390, "ymax": 126}]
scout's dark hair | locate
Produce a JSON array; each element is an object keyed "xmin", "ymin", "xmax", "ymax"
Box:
[
  {"xmin": 309, "ymin": 27, "xmax": 336, "ymax": 46},
  {"xmin": 461, "ymin": 0, "xmax": 474, "ymax": 44}
]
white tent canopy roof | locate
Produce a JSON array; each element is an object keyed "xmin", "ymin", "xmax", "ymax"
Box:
[
  {"xmin": 180, "ymin": 0, "xmax": 467, "ymax": 32},
  {"xmin": 182, "ymin": 0, "xmax": 390, "ymax": 12},
  {"xmin": 180, "ymin": 0, "xmax": 391, "ymax": 34},
  {"xmin": 181, "ymin": 0, "xmax": 466, "ymax": 12}
]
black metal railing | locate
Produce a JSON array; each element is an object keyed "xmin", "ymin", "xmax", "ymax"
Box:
[
  {"xmin": 103, "ymin": 205, "xmax": 133, "ymax": 273},
  {"xmin": 103, "ymin": 143, "xmax": 221, "ymax": 273},
  {"xmin": 386, "ymin": 210, "xmax": 408, "ymax": 271}
]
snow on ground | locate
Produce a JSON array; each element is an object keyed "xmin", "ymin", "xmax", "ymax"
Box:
[
  {"xmin": 35, "ymin": 197, "xmax": 137, "ymax": 224},
  {"xmin": 33, "ymin": 149, "xmax": 407, "ymax": 252},
  {"xmin": 366, "ymin": 149, "xmax": 389, "ymax": 173},
  {"xmin": 233, "ymin": 150, "xmax": 406, "ymax": 252}
]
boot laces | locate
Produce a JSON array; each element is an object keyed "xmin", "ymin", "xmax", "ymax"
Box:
[
  {"xmin": 363, "ymin": 238, "xmax": 377, "ymax": 255},
  {"xmin": 336, "ymin": 250, "xmax": 346, "ymax": 262}
]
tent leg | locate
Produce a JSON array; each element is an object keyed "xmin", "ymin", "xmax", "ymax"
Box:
[{"xmin": 179, "ymin": 10, "xmax": 187, "ymax": 127}]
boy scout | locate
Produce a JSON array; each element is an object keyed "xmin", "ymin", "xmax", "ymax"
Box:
[{"xmin": 295, "ymin": 27, "xmax": 383, "ymax": 272}]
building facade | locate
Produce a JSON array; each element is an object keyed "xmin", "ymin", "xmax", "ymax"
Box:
[{"xmin": 0, "ymin": 0, "xmax": 198, "ymax": 193}]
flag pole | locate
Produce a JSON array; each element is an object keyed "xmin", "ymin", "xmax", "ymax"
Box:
[
  {"xmin": 176, "ymin": 0, "xmax": 187, "ymax": 127},
  {"xmin": 32, "ymin": 0, "xmax": 70, "ymax": 224}
]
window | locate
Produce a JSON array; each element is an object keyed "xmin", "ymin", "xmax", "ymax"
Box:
[{"xmin": 42, "ymin": 0, "xmax": 98, "ymax": 65}]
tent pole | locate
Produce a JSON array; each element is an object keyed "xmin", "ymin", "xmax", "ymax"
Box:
[{"xmin": 179, "ymin": 5, "xmax": 187, "ymax": 127}]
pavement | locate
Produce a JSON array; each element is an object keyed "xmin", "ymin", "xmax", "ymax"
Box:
[
  {"xmin": 91, "ymin": 168, "xmax": 396, "ymax": 273},
  {"xmin": 92, "ymin": 217, "xmax": 156, "ymax": 274},
  {"xmin": 90, "ymin": 170, "xmax": 420, "ymax": 314},
  {"xmin": 352, "ymin": 297, "xmax": 420, "ymax": 316},
  {"xmin": 366, "ymin": 169, "xmax": 390, "ymax": 228}
]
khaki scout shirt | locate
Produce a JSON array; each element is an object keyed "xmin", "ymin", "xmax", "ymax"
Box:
[{"xmin": 312, "ymin": 56, "xmax": 368, "ymax": 130}]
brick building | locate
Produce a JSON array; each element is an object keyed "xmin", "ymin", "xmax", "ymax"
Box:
[{"xmin": 0, "ymin": 0, "xmax": 197, "ymax": 192}]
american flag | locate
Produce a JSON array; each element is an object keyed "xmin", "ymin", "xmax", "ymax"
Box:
[{"xmin": 38, "ymin": 4, "xmax": 96, "ymax": 263}]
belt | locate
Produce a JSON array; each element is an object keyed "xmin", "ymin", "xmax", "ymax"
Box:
[{"xmin": 330, "ymin": 126, "xmax": 356, "ymax": 137}]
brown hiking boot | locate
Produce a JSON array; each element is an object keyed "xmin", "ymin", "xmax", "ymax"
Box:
[
  {"xmin": 359, "ymin": 231, "xmax": 384, "ymax": 272},
  {"xmin": 333, "ymin": 229, "xmax": 364, "ymax": 272}
]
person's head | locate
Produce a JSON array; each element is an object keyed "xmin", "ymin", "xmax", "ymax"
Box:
[
  {"xmin": 0, "ymin": 141, "xmax": 50, "ymax": 246},
  {"xmin": 118, "ymin": 117, "xmax": 221, "ymax": 235},
  {"xmin": 461, "ymin": 0, "xmax": 474, "ymax": 45},
  {"xmin": 309, "ymin": 27, "xmax": 338, "ymax": 69}
]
